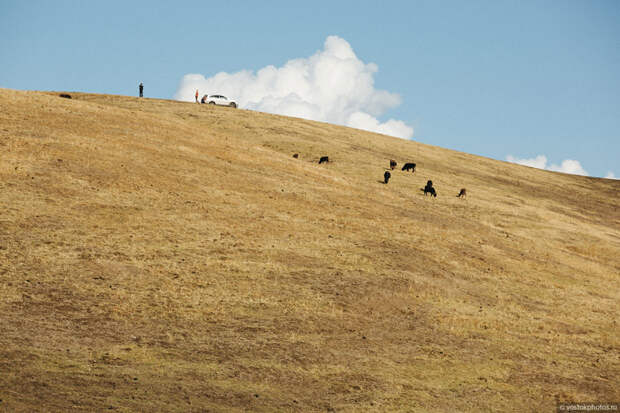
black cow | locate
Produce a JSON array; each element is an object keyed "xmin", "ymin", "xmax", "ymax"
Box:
[
  {"xmin": 389, "ymin": 160, "xmax": 397, "ymax": 170},
  {"xmin": 318, "ymin": 156, "xmax": 329, "ymax": 164},
  {"xmin": 293, "ymin": 153, "xmax": 299, "ymax": 159},
  {"xmin": 423, "ymin": 180, "xmax": 437, "ymax": 197},
  {"xmin": 402, "ymin": 162, "xmax": 416, "ymax": 172},
  {"xmin": 457, "ymin": 188, "xmax": 467, "ymax": 198},
  {"xmin": 384, "ymin": 171, "xmax": 391, "ymax": 184},
  {"xmin": 59, "ymin": 94, "xmax": 72, "ymax": 99}
]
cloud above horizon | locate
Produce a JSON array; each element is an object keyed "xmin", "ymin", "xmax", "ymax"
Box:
[
  {"xmin": 174, "ymin": 36, "xmax": 413, "ymax": 139},
  {"xmin": 506, "ymin": 154, "xmax": 595, "ymax": 177}
]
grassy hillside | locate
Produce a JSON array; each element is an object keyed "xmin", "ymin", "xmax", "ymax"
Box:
[{"xmin": 1, "ymin": 88, "xmax": 619, "ymax": 412}]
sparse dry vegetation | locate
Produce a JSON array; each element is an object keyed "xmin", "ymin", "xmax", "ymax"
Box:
[{"xmin": 1, "ymin": 88, "xmax": 619, "ymax": 412}]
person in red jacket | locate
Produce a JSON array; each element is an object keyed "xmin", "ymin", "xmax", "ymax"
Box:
[{"xmin": 195, "ymin": 90, "xmax": 199, "ymax": 103}]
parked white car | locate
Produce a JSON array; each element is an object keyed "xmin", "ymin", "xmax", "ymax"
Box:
[{"xmin": 201, "ymin": 94, "xmax": 237, "ymax": 108}]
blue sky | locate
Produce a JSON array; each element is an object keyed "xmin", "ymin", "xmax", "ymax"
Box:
[{"xmin": 1, "ymin": 1, "xmax": 618, "ymax": 178}]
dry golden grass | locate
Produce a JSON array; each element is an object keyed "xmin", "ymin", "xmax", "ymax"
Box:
[{"xmin": 1, "ymin": 88, "xmax": 619, "ymax": 412}]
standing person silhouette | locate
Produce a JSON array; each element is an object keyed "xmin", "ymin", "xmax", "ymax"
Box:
[
  {"xmin": 195, "ymin": 89, "xmax": 199, "ymax": 103},
  {"xmin": 139, "ymin": 82, "xmax": 144, "ymax": 98}
]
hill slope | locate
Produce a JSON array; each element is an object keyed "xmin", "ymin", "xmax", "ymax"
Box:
[{"xmin": 1, "ymin": 88, "xmax": 619, "ymax": 412}]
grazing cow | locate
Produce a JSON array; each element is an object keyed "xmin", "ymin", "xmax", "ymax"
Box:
[
  {"xmin": 59, "ymin": 94, "xmax": 72, "ymax": 99},
  {"xmin": 318, "ymin": 156, "xmax": 329, "ymax": 164},
  {"xmin": 457, "ymin": 188, "xmax": 467, "ymax": 198},
  {"xmin": 293, "ymin": 153, "xmax": 299, "ymax": 159},
  {"xmin": 384, "ymin": 171, "xmax": 391, "ymax": 184},
  {"xmin": 422, "ymin": 180, "xmax": 437, "ymax": 197},
  {"xmin": 390, "ymin": 160, "xmax": 397, "ymax": 170},
  {"xmin": 402, "ymin": 162, "xmax": 416, "ymax": 172}
]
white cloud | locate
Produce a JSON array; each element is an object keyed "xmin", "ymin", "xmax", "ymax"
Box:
[
  {"xmin": 605, "ymin": 171, "xmax": 617, "ymax": 180},
  {"xmin": 548, "ymin": 159, "xmax": 589, "ymax": 176},
  {"xmin": 174, "ymin": 36, "xmax": 413, "ymax": 139},
  {"xmin": 506, "ymin": 154, "xmax": 589, "ymax": 176},
  {"xmin": 506, "ymin": 154, "xmax": 548, "ymax": 169}
]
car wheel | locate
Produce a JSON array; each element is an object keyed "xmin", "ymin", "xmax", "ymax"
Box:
[
  {"xmin": 229, "ymin": 102, "xmax": 237, "ymax": 108},
  {"xmin": 209, "ymin": 101, "xmax": 215, "ymax": 105}
]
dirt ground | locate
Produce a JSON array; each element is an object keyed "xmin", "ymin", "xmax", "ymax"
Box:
[{"xmin": 1, "ymin": 88, "xmax": 619, "ymax": 412}]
